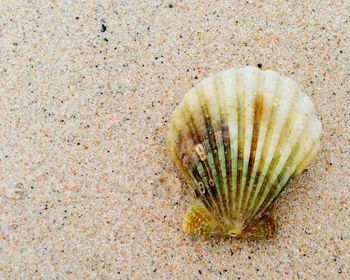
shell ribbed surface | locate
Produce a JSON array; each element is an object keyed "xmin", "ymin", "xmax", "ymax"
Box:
[{"xmin": 167, "ymin": 66, "xmax": 322, "ymax": 237}]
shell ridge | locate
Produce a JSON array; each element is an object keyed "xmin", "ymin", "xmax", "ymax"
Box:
[
  {"xmin": 244, "ymin": 73, "xmax": 284, "ymax": 219},
  {"xmin": 193, "ymin": 157, "xmax": 222, "ymax": 220},
  {"xmin": 198, "ymin": 84, "xmax": 228, "ymax": 220},
  {"xmin": 220, "ymin": 72, "xmax": 235, "ymax": 219},
  {"xmin": 242, "ymin": 71, "xmax": 279, "ymax": 218},
  {"xmin": 236, "ymin": 69, "xmax": 252, "ymax": 215},
  {"xmin": 235, "ymin": 70, "xmax": 245, "ymax": 217},
  {"xmin": 170, "ymin": 104, "xmax": 220, "ymax": 219},
  {"xmin": 249, "ymin": 86, "xmax": 317, "ymax": 221},
  {"xmin": 248, "ymin": 142, "xmax": 301, "ymax": 224},
  {"xmin": 196, "ymin": 157, "xmax": 224, "ymax": 222},
  {"xmin": 244, "ymin": 78, "xmax": 299, "ymax": 223},
  {"xmin": 221, "ymin": 70, "xmax": 239, "ymax": 219},
  {"xmin": 222, "ymin": 101, "xmax": 234, "ymax": 220},
  {"xmin": 256, "ymin": 143, "xmax": 302, "ymax": 220},
  {"xmin": 249, "ymin": 136, "xmax": 320, "ymax": 224},
  {"xmin": 237, "ymin": 68, "xmax": 258, "ymax": 217},
  {"xmin": 245, "ymin": 93, "xmax": 311, "ymax": 222},
  {"xmin": 264, "ymin": 92, "xmax": 312, "ymax": 184},
  {"xmin": 231, "ymin": 72, "xmax": 240, "ymax": 219},
  {"xmin": 213, "ymin": 76, "xmax": 232, "ymax": 222},
  {"xmin": 209, "ymin": 77, "xmax": 231, "ymax": 220},
  {"xmin": 193, "ymin": 86, "xmax": 227, "ymax": 220},
  {"xmin": 240, "ymin": 69, "xmax": 262, "ymax": 217},
  {"xmin": 181, "ymin": 99, "xmax": 224, "ymax": 222}
]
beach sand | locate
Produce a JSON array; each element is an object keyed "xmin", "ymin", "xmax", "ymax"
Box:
[{"xmin": 0, "ymin": 1, "xmax": 349, "ymax": 279}]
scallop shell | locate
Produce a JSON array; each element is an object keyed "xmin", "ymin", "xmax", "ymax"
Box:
[{"xmin": 167, "ymin": 66, "xmax": 322, "ymax": 238}]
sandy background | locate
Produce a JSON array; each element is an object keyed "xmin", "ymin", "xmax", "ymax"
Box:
[{"xmin": 0, "ymin": 0, "xmax": 349, "ymax": 279}]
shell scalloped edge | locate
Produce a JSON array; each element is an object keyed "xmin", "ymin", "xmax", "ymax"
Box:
[{"xmin": 167, "ymin": 66, "xmax": 322, "ymax": 238}]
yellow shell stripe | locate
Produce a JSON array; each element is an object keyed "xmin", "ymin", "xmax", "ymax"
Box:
[{"xmin": 244, "ymin": 75, "xmax": 294, "ymax": 219}]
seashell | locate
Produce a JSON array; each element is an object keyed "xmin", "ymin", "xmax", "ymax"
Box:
[{"xmin": 167, "ymin": 66, "xmax": 322, "ymax": 238}]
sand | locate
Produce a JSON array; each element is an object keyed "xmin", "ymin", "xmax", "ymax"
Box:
[{"xmin": 0, "ymin": 1, "xmax": 349, "ymax": 279}]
